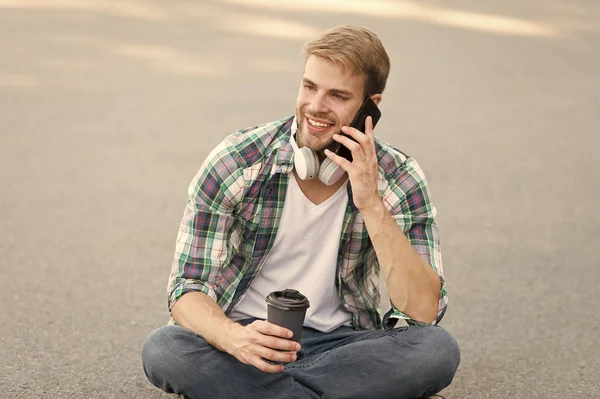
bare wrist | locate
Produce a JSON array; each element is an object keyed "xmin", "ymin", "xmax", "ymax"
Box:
[
  {"xmin": 358, "ymin": 195, "xmax": 385, "ymax": 219},
  {"xmin": 219, "ymin": 321, "xmax": 240, "ymax": 353}
]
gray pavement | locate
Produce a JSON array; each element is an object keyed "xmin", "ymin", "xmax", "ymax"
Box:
[{"xmin": 1, "ymin": 1, "xmax": 599, "ymax": 398}]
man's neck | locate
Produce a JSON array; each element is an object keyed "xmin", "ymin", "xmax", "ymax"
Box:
[{"xmin": 292, "ymin": 170, "xmax": 347, "ymax": 206}]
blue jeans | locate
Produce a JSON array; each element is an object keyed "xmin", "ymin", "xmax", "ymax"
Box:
[{"xmin": 142, "ymin": 319, "xmax": 460, "ymax": 399}]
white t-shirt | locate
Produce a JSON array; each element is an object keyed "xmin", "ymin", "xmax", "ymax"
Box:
[{"xmin": 229, "ymin": 173, "xmax": 352, "ymax": 332}]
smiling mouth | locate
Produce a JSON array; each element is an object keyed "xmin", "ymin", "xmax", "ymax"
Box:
[{"xmin": 305, "ymin": 116, "xmax": 334, "ymax": 130}]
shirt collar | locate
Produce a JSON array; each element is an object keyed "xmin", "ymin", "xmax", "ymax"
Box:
[{"xmin": 272, "ymin": 115, "xmax": 297, "ymax": 175}]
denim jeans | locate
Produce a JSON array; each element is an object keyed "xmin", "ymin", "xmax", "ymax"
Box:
[{"xmin": 142, "ymin": 318, "xmax": 460, "ymax": 399}]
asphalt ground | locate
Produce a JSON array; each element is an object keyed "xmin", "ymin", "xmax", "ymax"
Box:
[{"xmin": 1, "ymin": 1, "xmax": 599, "ymax": 398}]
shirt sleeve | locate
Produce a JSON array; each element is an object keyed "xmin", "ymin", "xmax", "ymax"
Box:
[
  {"xmin": 383, "ymin": 157, "xmax": 448, "ymax": 327},
  {"xmin": 167, "ymin": 142, "xmax": 245, "ymax": 311}
]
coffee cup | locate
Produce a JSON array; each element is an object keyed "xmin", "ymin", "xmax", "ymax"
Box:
[{"xmin": 266, "ymin": 289, "xmax": 310, "ymax": 343}]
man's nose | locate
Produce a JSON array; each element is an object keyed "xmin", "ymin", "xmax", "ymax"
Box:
[{"xmin": 309, "ymin": 94, "xmax": 328, "ymax": 114}]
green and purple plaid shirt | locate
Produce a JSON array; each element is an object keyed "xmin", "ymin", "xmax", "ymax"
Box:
[{"xmin": 168, "ymin": 116, "xmax": 447, "ymax": 330}]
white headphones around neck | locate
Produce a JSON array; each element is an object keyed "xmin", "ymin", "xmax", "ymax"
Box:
[{"xmin": 289, "ymin": 122, "xmax": 346, "ymax": 186}]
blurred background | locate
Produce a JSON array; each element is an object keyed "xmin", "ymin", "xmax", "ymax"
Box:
[{"xmin": 1, "ymin": 1, "xmax": 599, "ymax": 398}]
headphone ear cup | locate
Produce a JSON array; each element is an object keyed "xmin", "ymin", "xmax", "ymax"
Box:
[
  {"xmin": 318, "ymin": 157, "xmax": 346, "ymax": 186},
  {"xmin": 294, "ymin": 147, "xmax": 319, "ymax": 180}
]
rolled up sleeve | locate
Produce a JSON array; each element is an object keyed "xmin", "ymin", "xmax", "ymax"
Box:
[
  {"xmin": 167, "ymin": 144, "xmax": 244, "ymax": 311},
  {"xmin": 385, "ymin": 158, "xmax": 448, "ymax": 326}
]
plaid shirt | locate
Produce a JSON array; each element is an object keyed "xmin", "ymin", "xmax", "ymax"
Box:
[{"xmin": 168, "ymin": 116, "xmax": 447, "ymax": 330}]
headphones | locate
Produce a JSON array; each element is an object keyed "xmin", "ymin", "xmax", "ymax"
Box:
[{"xmin": 289, "ymin": 119, "xmax": 346, "ymax": 186}]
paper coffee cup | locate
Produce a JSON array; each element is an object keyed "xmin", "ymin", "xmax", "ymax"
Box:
[{"xmin": 266, "ymin": 289, "xmax": 310, "ymax": 343}]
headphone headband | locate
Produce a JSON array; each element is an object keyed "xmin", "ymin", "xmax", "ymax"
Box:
[{"xmin": 289, "ymin": 116, "xmax": 300, "ymax": 151}]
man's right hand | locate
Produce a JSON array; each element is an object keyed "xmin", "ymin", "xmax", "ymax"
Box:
[{"xmin": 222, "ymin": 320, "xmax": 301, "ymax": 373}]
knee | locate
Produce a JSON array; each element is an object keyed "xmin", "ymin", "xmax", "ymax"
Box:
[
  {"xmin": 141, "ymin": 326, "xmax": 182, "ymax": 387},
  {"xmin": 424, "ymin": 327, "xmax": 461, "ymax": 386}
]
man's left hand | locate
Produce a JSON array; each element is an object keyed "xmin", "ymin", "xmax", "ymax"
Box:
[{"xmin": 324, "ymin": 116, "xmax": 382, "ymax": 211}]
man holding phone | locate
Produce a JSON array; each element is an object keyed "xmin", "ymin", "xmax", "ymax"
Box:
[{"xmin": 142, "ymin": 25, "xmax": 460, "ymax": 399}]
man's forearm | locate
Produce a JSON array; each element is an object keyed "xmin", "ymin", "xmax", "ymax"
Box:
[
  {"xmin": 170, "ymin": 291, "xmax": 239, "ymax": 352},
  {"xmin": 360, "ymin": 198, "xmax": 441, "ymax": 323}
]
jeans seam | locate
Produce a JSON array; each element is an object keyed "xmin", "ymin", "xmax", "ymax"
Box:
[
  {"xmin": 285, "ymin": 350, "xmax": 333, "ymax": 370},
  {"xmin": 386, "ymin": 325, "xmax": 429, "ymax": 344},
  {"xmin": 292, "ymin": 327, "xmax": 411, "ymax": 366}
]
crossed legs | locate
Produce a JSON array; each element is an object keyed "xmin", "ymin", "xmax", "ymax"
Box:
[{"xmin": 142, "ymin": 321, "xmax": 460, "ymax": 399}]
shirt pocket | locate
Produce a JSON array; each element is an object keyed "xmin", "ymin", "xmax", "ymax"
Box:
[
  {"xmin": 232, "ymin": 213, "xmax": 257, "ymax": 257},
  {"xmin": 235, "ymin": 207, "xmax": 278, "ymax": 261},
  {"xmin": 234, "ymin": 186, "xmax": 277, "ymax": 260}
]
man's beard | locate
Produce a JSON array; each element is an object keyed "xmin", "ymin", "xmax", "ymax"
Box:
[{"xmin": 296, "ymin": 109, "xmax": 341, "ymax": 153}]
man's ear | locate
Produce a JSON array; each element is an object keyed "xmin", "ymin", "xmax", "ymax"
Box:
[{"xmin": 370, "ymin": 94, "xmax": 382, "ymax": 106}]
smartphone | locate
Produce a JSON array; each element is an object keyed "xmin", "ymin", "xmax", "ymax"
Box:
[{"xmin": 335, "ymin": 96, "xmax": 382, "ymax": 162}]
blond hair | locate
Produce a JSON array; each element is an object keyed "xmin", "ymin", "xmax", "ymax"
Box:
[{"xmin": 302, "ymin": 25, "xmax": 391, "ymax": 96}]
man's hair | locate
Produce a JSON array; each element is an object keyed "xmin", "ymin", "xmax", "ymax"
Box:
[{"xmin": 302, "ymin": 25, "xmax": 391, "ymax": 96}]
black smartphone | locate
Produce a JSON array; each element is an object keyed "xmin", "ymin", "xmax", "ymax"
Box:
[{"xmin": 335, "ymin": 96, "xmax": 382, "ymax": 162}]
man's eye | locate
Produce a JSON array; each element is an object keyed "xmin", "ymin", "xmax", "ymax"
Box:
[
  {"xmin": 332, "ymin": 93, "xmax": 347, "ymax": 100},
  {"xmin": 304, "ymin": 85, "xmax": 316, "ymax": 91}
]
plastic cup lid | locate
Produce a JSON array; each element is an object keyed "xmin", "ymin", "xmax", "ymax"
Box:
[{"xmin": 266, "ymin": 289, "xmax": 310, "ymax": 310}]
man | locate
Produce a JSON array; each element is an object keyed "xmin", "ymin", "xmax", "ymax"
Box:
[{"xmin": 142, "ymin": 25, "xmax": 460, "ymax": 399}]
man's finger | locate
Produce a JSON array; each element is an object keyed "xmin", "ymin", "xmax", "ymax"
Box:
[
  {"xmin": 340, "ymin": 122, "xmax": 375, "ymax": 159},
  {"xmin": 251, "ymin": 355, "xmax": 285, "ymax": 373},
  {"xmin": 258, "ymin": 346, "xmax": 298, "ymax": 363},
  {"xmin": 340, "ymin": 125, "xmax": 369, "ymax": 145},
  {"xmin": 364, "ymin": 116, "xmax": 376, "ymax": 157},
  {"xmin": 255, "ymin": 332, "xmax": 301, "ymax": 352},
  {"xmin": 253, "ymin": 320, "xmax": 293, "ymax": 338},
  {"xmin": 324, "ymin": 149, "xmax": 352, "ymax": 172},
  {"xmin": 364, "ymin": 116, "xmax": 374, "ymax": 138},
  {"xmin": 332, "ymin": 133, "xmax": 361, "ymax": 154}
]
